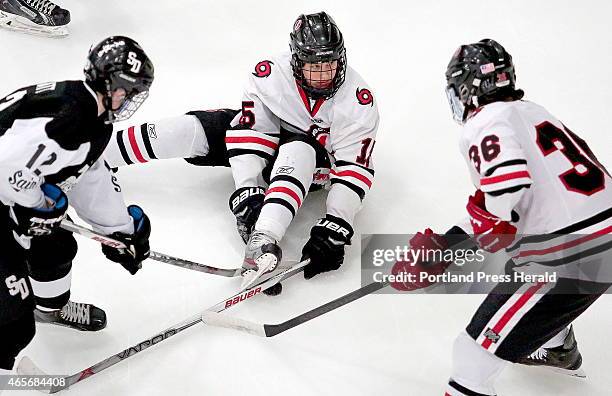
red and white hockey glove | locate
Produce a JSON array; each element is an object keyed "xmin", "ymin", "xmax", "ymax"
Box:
[
  {"xmin": 466, "ymin": 190, "xmax": 517, "ymax": 253},
  {"xmin": 391, "ymin": 229, "xmax": 451, "ymax": 292}
]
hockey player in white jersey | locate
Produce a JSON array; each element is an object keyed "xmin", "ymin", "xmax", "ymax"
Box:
[
  {"xmin": 227, "ymin": 11, "xmax": 378, "ymax": 290},
  {"xmin": 0, "ymin": 36, "xmax": 153, "ymax": 381},
  {"xmin": 393, "ymin": 39, "xmax": 611, "ymax": 395},
  {"xmin": 103, "ymin": 12, "xmax": 379, "ymax": 293}
]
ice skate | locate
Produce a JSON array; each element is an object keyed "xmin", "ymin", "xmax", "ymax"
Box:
[
  {"xmin": 34, "ymin": 300, "xmax": 107, "ymax": 331},
  {"xmin": 517, "ymin": 326, "xmax": 586, "ymax": 378},
  {"xmin": 240, "ymin": 230, "xmax": 282, "ymax": 290},
  {"xmin": 0, "ymin": 0, "xmax": 70, "ymax": 37}
]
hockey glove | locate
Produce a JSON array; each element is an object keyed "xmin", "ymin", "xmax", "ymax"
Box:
[
  {"xmin": 301, "ymin": 215, "xmax": 354, "ymax": 280},
  {"xmin": 466, "ymin": 190, "xmax": 517, "ymax": 253},
  {"xmin": 391, "ymin": 229, "xmax": 451, "ymax": 291},
  {"xmin": 11, "ymin": 183, "xmax": 68, "ymax": 236},
  {"xmin": 102, "ymin": 205, "xmax": 151, "ymax": 275},
  {"xmin": 229, "ymin": 187, "xmax": 265, "ymax": 244}
]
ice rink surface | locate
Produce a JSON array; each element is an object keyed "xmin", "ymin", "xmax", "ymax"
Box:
[{"xmin": 2, "ymin": 1, "xmax": 612, "ymax": 395}]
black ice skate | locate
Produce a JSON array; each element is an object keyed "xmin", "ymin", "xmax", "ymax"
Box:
[
  {"xmin": 0, "ymin": 0, "xmax": 70, "ymax": 37},
  {"xmin": 516, "ymin": 326, "xmax": 586, "ymax": 378},
  {"xmin": 34, "ymin": 301, "xmax": 107, "ymax": 331}
]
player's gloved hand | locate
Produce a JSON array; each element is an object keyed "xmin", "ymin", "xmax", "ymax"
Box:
[
  {"xmin": 391, "ymin": 229, "xmax": 451, "ymax": 291},
  {"xmin": 301, "ymin": 214, "xmax": 354, "ymax": 279},
  {"xmin": 11, "ymin": 183, "xmax": 68, "ymax": 236},
  {"xmin": 466, "ymin": 190, "xmax": 517, "ymax": 252},
  {"xmin": 229, "ymin": 187, "xmax": 265, "ymax": 243},
  {"xmin": 102, "ymin": 205, "xmax": 151, "ymax": 275}
]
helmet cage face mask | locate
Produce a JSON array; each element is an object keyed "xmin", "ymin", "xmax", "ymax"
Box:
[{"xmin": 291, "ymin": 48, "xmax": 347, "ymax": 99}]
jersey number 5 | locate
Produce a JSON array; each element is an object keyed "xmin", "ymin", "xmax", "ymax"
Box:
[
  {"xmin": 535, "ymin": 122, "xmax": 607, "ymax": 196},
  {"xmin": 239, "ymin": 101, "xmax": 255, "ymax": 128}
]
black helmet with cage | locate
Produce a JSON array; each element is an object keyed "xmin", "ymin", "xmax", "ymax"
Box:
[
  {"xmin": 84, "ymin": 36, "xmax": 154, "ymax": 123},
  {"xmin": 445, "ymin": 39, "xmax": 523, "ymax": 123},
  {"xmin": 289, "ymin": 12, "xmax": 347, "ymax": 100}
]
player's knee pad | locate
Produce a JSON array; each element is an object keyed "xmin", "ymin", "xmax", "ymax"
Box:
[
  {"xmin": 185, "ymin": 109, "xmax": 237, "ymax": 167},
  {"xmin": 0, "ymin": 312, "xmax": 35, "ymax": 370},
  {"xmin": 448, "ymin": 331, "xmax": 507, "ymax": 396},
  {"xmin": 26, "ymin": 229, "xmax": 75, "ymax": 309}
]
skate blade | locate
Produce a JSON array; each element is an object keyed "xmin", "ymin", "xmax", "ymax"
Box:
[
  {"xmin": 0, "ymin": 11, "xmax": 68, "ymax": 37},
  {"xmin": 549, "ymin": 365, "xmax": 587, "ymax": 378}
]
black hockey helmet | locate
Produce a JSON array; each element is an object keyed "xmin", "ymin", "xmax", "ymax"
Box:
[
  {"xmin": 445, "ymin": 39, "xmax": 523, "ymax": 123},
  {"xmin": 84, "ymin": 36, "xmax": 154, "ymax": 123},
  {"xmin": 289, "ymin": 12, "xmax": 347, "ymax": 99}
]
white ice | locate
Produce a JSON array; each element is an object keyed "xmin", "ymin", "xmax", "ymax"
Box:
[{"xmin": 2, "ymin": 1, "xmax": 612, "ymax": 395}]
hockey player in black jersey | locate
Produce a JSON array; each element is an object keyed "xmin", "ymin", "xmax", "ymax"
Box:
[{"xmin": 0, "ymin": 36, "xmax": 154, "ymax": 379}]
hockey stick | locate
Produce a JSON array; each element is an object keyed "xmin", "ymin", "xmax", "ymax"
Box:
[
  {"xmin": 17, "ymin": 259, "xmax": 309, "ymax": 393},
  {"xmin": 200, "ymin": 237, "xmax": 480, "ymax": 337},
  {"xmin": 61, "ymin": 219, "xmax": 242, "ymax": 277},
  {"xmin": 202, "ymin": 280, "xmax": 388, "ymax": 337}
]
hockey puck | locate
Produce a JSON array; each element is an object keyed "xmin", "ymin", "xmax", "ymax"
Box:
[{"xmin": 263, "ymin": 283, "xmax": 282, "ymax": 296}]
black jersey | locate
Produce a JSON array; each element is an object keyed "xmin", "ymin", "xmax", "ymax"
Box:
[{"xmin": 0, "ymin": 80, "xmax": 134, "ymax": 235}]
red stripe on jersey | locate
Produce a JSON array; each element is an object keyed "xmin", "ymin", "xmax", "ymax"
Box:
[
  {"xmin": 481, "ymin": 282, "xmax": 546, "ymax": 350},
  {"xmin": 128, "ymin": 126, "xmax": 147, "ymax": 163},
  {"xmin": 265, "ymin": 187, "xmax": 302, "ymax": 207},
  {"xmin": 295, "ymin": 81, "xmax": 325, "ymax": 117},
  {"xmin": 225, "ymin": 136, "xmax": 278, "ymax": 150},
  {"xmin": 513, "ymin": 225, "xmax": 612, "ymax": 259},
  {"xmin": 331, "ymin": 169, "xmax": 373, "ymax": 188},
  {"xmin": 480, "ymin": 171, "xmax": 531, "ymax": 185}
]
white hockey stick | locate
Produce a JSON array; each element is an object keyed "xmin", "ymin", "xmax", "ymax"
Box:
[
  {"xmin": 61, "ymin": 219, "xmax": 243, "ymax": 277},
  {"xmin": 202, "ymin": 280, "xmax": 389, "ymax": 337},
  {"xmin": 17, "ymin": 259, "xmax": 309, "ymax": 393}
]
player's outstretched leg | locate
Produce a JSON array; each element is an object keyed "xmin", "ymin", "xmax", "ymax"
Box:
[
  {"xmin": 27, "ymin": 229, "xmax": 106, "ymax": 331},
  {"xmin": 0, "ymin": 0, "xmax": 70, "ymax": 37}
]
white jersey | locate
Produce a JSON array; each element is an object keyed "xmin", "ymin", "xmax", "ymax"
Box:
[
  {"xmin": 459, "ymin": 100, "xmax": 612, "ymax": 268},
  {"xmin": 227, "ymin": 52, "xmax": 379, "ymax": 226}
]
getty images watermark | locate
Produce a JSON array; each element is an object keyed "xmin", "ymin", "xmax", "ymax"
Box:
[{"xmin": 360, "ymin": 234, "xmax": 612, "ymax": 295}]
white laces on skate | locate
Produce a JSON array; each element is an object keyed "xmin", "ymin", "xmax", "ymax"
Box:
[
  {"xmin": 60, "ymin": 301, "xmax": 91, "ymax": 325},
  {"xmin": 527, "ymin": 348, "xmax": 548, "ymax": 361},
  {"xmin": 25, "ymin": 0, "xmax": 56, "ymax": 15}
]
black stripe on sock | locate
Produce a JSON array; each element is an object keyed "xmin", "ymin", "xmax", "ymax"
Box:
[
  {"xmin": 269, "ymin": 175, "xmax": 307, "ymax": 197},
  {"xmin": 334, "ymin": 160, "xmax": 375, "ymax": 176},
  {"xmin": 116, "ymin": 130, "xmax": 133, "ymax": 165},
  {"xmin": 227, "ymin": 149, "xmax": 273, "ymax": 162},
  {"xmin": 262, "ymin": 197, "xmax": 296, "ymax": 217},
  {"xmin": 140, "ymin": 123, "xmax": 157, "ymax": 159},
  {"xmin": 331, "ymin": 179, "xmax": 366, "ymax": 200},
  {"xmin": 448, "ymin": 380, "xmax": 495, "ymax": 396}
]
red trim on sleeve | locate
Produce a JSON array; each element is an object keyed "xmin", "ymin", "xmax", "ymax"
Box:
[{"xmin": 480, "ymin": 171, "xmax": 531, "ymax": 185}]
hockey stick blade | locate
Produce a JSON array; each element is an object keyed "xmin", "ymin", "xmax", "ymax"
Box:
[
  {"xmin": 61, "ymin": 219, "xmax": 242, "ymax": 277},
  {"xmin": 202, "ymin": 280, "xmax": 388, "ymax": 337},
  {"xmin": 16, "ymin": 259, "xmax": 309, "ymax": 393}
]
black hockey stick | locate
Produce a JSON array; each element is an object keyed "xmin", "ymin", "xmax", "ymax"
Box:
[
  {"xmin": 61, "ymin": 219, "xmax": 242, "ymax": 277},
  {"xmin": 17, "ymin": 259, "xmax": 309, "ymax": 393},
  {"xmin": 201, "ymin": 280, "xmax": 388, "ymax": 337}
]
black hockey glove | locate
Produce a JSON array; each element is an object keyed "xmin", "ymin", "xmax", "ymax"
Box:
[
  {"xmin": 11, "ymin": 183, "xmax": 68, "ymax": 236},
  {"xmin": 229, "ymin": 187, "xmax": 265, "ymax": 244},
  {"xmin": 301, "ymin": 214, "xmax": 354, "ymax": 279},
  {"xmin": 102, "ymin": 205, "xmax": 151, "ymax": 275}
]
